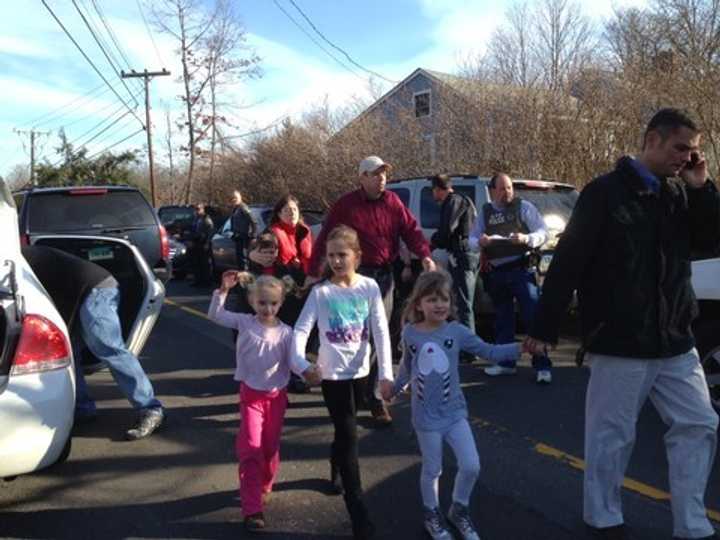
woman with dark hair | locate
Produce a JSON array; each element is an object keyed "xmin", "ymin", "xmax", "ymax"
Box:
[{"xmin": 268, "ymin": 194, "xmax": 313, "ymax": 281}]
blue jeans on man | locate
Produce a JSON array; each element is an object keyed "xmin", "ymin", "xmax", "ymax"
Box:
[
  {"xmin": 73, "ymin": 287, "xmax": 162, "ymax": 416},
  {"xmin": 485, "ymin": 266, "xmax": 551, "ymax": 372}
]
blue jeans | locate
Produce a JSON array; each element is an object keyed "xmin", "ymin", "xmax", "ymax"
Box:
[
  {"xmin": 448, "ymin": 251, "xmax": 480, "ymax": 333},
  {"xmin": 73, "ymin": 287, "xmax": 162, "ymax": 415},
  {"xmin": 485, "ymin": 266, "xmax": 551, "ymax": 371}
]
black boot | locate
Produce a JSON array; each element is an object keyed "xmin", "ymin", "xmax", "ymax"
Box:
[{"xmin": 330, "ymin": 459, "xmax": 344, "ymax": 495}]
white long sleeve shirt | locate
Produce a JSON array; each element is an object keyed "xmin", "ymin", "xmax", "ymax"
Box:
[
  {"xmin": 292, "ymin": 275, "xmax": 394, "ymax": 381},
  {"xmin": 208, "ymin": 290, "xmax": 306, "ymax": 391}
]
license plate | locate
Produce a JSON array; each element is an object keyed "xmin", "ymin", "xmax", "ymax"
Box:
[{"xmin": 87, "ymin": 246, "xmax": 114, "ymax": 261}]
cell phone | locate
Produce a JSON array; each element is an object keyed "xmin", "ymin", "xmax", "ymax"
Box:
[{"xmin": 686, "ymin": 152, "xmax": 700, "ymax": 170}]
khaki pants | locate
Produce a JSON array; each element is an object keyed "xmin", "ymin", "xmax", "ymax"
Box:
[{"xmin": 584, "ymin": 349, "xmax": 718, "ymax": 538}]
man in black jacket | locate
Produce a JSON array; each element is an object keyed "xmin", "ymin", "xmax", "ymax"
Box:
[
  {"xmin": 430, "ymin": 174, "xmax": 479, "ymax": 334},
  {"xmin": 23, "ymin": 245, "xmax": 164, "ymax": 440},
  {"xmin": 230, "ymin": 190, "xmax": 257, "ymax": 271},
  {"xmin": 526, "ymin": 109, "xmax": 720, "ymax": 540},
  {"xmin": 191, "ymin": 203, "xmax": 215, "ymax": 286}
]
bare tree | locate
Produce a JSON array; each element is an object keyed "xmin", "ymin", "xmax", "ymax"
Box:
[
  {"xmin": 151, "ymin": 0, "xmax": 259, "ymax": 204},
  {"xmin": 486, "ymin": 2, "xmax": 540, "ymax": 87}
]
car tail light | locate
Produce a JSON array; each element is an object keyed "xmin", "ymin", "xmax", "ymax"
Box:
[
  {"xmin": 11, "ymin": 314, "xmax": 71, "ymax": 376},
  {"xmin": 159, "ymin": 224, "xmax": 170, "ymax": 260}
]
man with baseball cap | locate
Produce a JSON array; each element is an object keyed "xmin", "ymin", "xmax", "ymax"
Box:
[{"xmin": 309, "ymin": 155, "xmax": 436, "ymax": 427}]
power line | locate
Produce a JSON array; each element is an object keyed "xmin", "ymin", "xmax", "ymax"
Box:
[
  {"xmin": 71, "ymin": 0, "xmax": 140, "ymax": 107},
  {"xmin": 51, "ymin": 110, "xmax": 134, "ymax": 167},
  {"xmin": 59, "ymin": 92, "xmax": 134, "ymax": 131},
  {"xmin": 41, "ymin": 0, "xmax": 146, "ymax": 130},
  {"xmin": 135, "ymin": 0, "xmax": 166, "ymax": 68},
  {"xmin": 85, "ymin": 115, "xmax": 138, "ymax": 148},
  {"xmin": 286, "ymin": 0, "xmax": 398, "ymax": 84},
  {"xmin": 272, "ymin": 0, "xmax": 363, "ymax": 80},
  {"xmin": 221, "ymin": 115, "xmax": 290, "ymax": 140},
  {"xmin": 22, "ymin": 84, "xmax": 107, "ymax": 128},
  {"xmin": 86, "ymin": 128, "xmax": 145, "ymax": 160},
  {"xmin": 67, "ymin": 105, "xmax": 130, "ymax": 147},
  {"xmin": 88, "ymin": 0, "xmax": 145, "ymax": 93}
]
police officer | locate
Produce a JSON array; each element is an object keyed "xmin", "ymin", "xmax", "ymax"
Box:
[
  {"xmin": 469, "ymin": 172, "xmax": 552, "ymax": 383},
  {"xmin": 430, "ymin": 174, "xmax": 479, "ymax": 336}
]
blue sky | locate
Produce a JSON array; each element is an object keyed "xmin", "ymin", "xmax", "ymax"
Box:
[{"xmin": 0, "ymin": 0, "xmax": 645, "ymax": 181}]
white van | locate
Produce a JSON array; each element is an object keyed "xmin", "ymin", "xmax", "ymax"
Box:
[
  {"xmin": 691, "ymin": 257, "xmax": 720, "ymax": 410},
  {"xmin": 386, "ymin": 174, "xmax": 579, "ymax": 315}
]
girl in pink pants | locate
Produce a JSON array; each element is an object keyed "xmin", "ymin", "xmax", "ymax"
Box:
[{"xmin": 208, "ymin": 272, "xmax": 320, "ymax": 532}]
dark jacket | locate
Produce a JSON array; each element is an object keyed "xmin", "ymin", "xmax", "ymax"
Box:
[
  {"xmin": 22, "ymin": 245, "xmax": 116, "ymax": 332},
  {"xmin": 192, "ymin": 214, "xmax": 214, "ymax": 248},
  {"xmin": 431, "ymin": 192, "xmax": 477, "ymax": 253},
  {"xmin": 531, "ymin": 156, "xmax": 720, "ymax": 358},
  {"xmin": 230, "ymin": 204, "xmax": 257, "ymax": 240},
  {"xmin": 230, "ymin": 259, "xmax": 306, "ymax": 326}
]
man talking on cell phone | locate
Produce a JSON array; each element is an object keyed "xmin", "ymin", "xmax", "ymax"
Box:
[{"xmin": 525, "ymin": 108, "xmax": 720, "ymax": 540}]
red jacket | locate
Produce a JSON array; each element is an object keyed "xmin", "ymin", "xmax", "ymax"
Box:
[
  {"xmin": 270, "ymin": 221, "xmax": 313, "ymax": 275},
  {"xmin": 308, "ymin": 188, "xmax": 431, "ymax": 276}
]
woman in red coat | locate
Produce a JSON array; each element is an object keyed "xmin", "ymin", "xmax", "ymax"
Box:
[{"xmin": 268, "ymin": 194, "xmax": 313, "ymax": 282}]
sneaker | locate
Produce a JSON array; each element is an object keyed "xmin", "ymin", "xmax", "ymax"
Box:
[
  {"xmin": 423, "ymin": 507, "xmax": 453, "ymax": 540},
  {"xmin": 370, "ymin": 401, "xmax": 392, "ymax": 427},
  {"xmin": 447, "ymin": 502, "xmax": 481, "ymax": 540},
  {"xmin": 536, "ymin": 370, "xmax": 552, "ymax": 384},
  {"xmin": 126, "ymin": 407, "xmax": 164, "ymax": 440},
  {"xmin": 244, "ymin": 512, "xmax": 265, "ymax": 531},
  {"xmin": 483, "ymin": 364, "xmax": 517, "ymax": 376}
]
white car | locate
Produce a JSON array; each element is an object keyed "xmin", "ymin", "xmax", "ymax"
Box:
[
  {"xmin": 691, "ymin": 257, "xmax": 720, "ymax": 410},
  {"xmin": 0, "ymin": 178, "xmax": 74, "ymax": 479}
]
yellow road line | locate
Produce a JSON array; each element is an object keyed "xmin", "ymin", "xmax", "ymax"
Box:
[
  {"xmin": 534, "ymin": 442, "xmax": 720, "ymax": 522},
  {"xmin": 164, "ymin": 298, "xmax": 208, "ymax": 320}
]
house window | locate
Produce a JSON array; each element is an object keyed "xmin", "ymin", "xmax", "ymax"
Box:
[{"xmin": 414, "ymin": 91, "xmax": 431, "ymax": 118}]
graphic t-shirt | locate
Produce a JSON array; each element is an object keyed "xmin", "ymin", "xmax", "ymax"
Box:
[
  {"xmin": 394, "ymin": 322, "xmax": 520, "ymax": 431},
  {"xmin": 293, "ymin": 275, "xmax": 393, "ymax": 381}
]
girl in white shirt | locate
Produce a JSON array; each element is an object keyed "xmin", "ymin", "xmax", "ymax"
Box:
[{"xmin": 293, "ymin": 225, "xmax": 394, "ymax": 540}]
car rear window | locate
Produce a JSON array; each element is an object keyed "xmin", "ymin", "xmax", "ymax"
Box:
[
  {"xmin": 515, "ymin": 186, "xmax": 579, "ymax": 221},
  {"xmin": 27, "ymin": 190, "xmax": 157, "ymax": 232},
  {"xmin": 158, "ymin": 207, "xmax": 194, "ymax": 226}
]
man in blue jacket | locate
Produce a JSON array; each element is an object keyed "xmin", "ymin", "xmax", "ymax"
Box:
[{"xmin": 526, "ymin": 108, "xmax": 720, "ymax": 540}]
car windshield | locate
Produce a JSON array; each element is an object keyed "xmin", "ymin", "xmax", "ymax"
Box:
[
  {"xmin": 27, "ymin": 191, "xmax": 157, "ymax": 232},
  {"xmin": 515, "ymin": 186, "xmax": 579, "ymax": 221}
]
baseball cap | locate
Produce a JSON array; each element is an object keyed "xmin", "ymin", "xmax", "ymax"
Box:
[{"xmin": 358, "ymin": 156, "xmax": 391, "ymax": 176}]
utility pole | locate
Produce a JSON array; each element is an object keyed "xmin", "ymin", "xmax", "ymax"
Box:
[
  {"xmin": 121, "ymin": 69, "xmax": 170, "ymax": 207},
  {"xmin": 14, "ymin": 129, "xmax": 50, "ymax": 186}
]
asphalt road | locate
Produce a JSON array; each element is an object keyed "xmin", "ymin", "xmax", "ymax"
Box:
[{"xmin": 0, "ymin": 280, "xmax": 718, "ymax": 540}]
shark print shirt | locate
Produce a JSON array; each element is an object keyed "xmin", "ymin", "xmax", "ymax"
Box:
[
  {"xmin": 292, "ymin": 275, "xmax": 393, "ymax": 381},
  {"xmin": 394, "ymin": 322, "xmax": 520, "ymax": 431}
]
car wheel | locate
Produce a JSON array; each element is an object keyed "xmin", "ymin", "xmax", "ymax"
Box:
[{"xmin": 695, "ymin": 320, "xmax": 720, "ymax": 410}]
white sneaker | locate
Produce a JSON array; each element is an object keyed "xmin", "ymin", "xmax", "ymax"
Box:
[
  {"xmin": 536, "ymin": 370, "xmax": 552, "ymax": 384},
  {"xmin": 483, "ymin": 365, "xmax": 517, "ymax": 376}
]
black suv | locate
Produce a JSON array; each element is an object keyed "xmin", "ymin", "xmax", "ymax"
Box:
[{"xmin": 13, "ymin": 185, "xmax": 170, "ymax": 279}]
